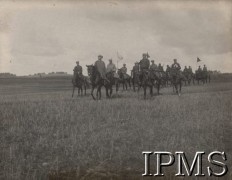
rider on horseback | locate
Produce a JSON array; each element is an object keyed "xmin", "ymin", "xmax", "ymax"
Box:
[
  {"xmin": 132, "ymin": 62, "xmax": 139, "ymax": 78},
  {"xmin": 158, "ymin": 63, "xmax": 164, "ymax": 77},
  {"xmin": 197, "ymin": 66, "xmax": 202, "ymax": 72},
  {"xmin": 132, "ymin": 62, "xmax": 139, "ymax": 74},
  {"xmin": 166, "ymin": 65, "xmax": 171, "ymax": 73},
  {"xmin": 106, "ymin": 59, "xmax": 118, "ymax": 78},
  {"xmin": 120, "ymin": 64, "xmax": 127, "ymax": 79},
  {"xmin": 139, "ymin": 53, "xmax": 150, "ymax": 82},
  {"xmin": 171, "ymin": 59, "xmax": 181, "ymax": 75},
  {"xmin": 188, "ymin": 66, "xmax": 193, "ymax": 74},
  {"xmin": 94, "ymin": 55, "xmax": 107, "ymax": 83},
  {"xmin": 203, "ymin": 65, "xmax": 207, "ymax": 72},
  {"xmin": 73, "ymin": 61, "xmax": 83, "ymax": 85},
  {"xmin": 150, "ymin": 60, "xmax": 158, "ymax": 71}
]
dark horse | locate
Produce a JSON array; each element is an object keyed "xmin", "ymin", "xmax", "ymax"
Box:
[
  {"xmin": 182, "ymin": 71, "xmax": 194, "ymax": 86},
  {"xmin": 140, "ymin": 70, "xmax": 153, "ymax": 99},
  {"xmin": 171, "ymin": 71, "xmax": 182, "ymax": 96},
  {"xmin": 194, "ymin": 70, "xmax": 210, "ymax": 85},
  {"xmin": 72, "ymin": 73, "xmax": 87, "ymax": 97},
  {"xmin": 165, "ymin": 71, "xmax": 172, "ymax": 87},
  {"xmin": 86, "ymin": 65, "xmax": 115, "ymax": 100},
  {"xmin": 131, "ymin": 71, "xmax": 141, "ymax": 92},
  {"xmin": 137, "ymin": 70, "xmax": 164, "ymax": 99},
  {"xmin": 117, "ymin": 69, "xmax": 131, "ymax": 91}
]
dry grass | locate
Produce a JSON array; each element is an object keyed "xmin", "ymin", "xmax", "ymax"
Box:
[{"xmin": 0, "ymin": 81, "xmax": 232, "ymax": 179}]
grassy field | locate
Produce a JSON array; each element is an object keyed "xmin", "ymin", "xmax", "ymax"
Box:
[{"xmin": 0, "ymin": 77, "xmax": 232, "ymax": 179}]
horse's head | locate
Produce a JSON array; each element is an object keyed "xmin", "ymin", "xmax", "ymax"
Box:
[
  {"xmin": 86, "ymin": 65, "xmax": 95, "ymax": 77},
  {"xmin": 117, "ymin": 69, "xmax": 124, "ymax": 78}
]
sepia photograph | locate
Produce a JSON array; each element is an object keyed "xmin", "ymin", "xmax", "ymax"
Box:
[{"xmin": 0, "ymin": 0, "xmax": 231, "ymax": 179}]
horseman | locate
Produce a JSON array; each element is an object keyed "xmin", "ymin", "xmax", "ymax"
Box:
[
  {"xmin": 139, "ymin": 53, "xmax": 150, "ymax": 82},
  {"xmin": 183, "ymin": 66, "xmax": 188, "ymax": 77},
  {"xmin": 188, "ymin": 66, "xmax": 193, "ymax": 74},
  {"xmin": 158, "ymin": 63, "xmax": 164, "ymax": 72},
  {"xmin": 166, "ymin": 65, "xmax": 171, "ymax": 73},
  {"xmin": 120, "ymin": 64, "xmax": 127, "ymax": 79},
  {"xmin": 171, "ymin": 59, "xmax": 181, "ymax": 76},
  {"xmin": 203, "ymin": 64, "xmax": 207, "ymax": 72},
  {"xmin": 106, "ymin": 59, "xmax": 118, "ymax": 78},
  {"xmin": 183, "ymin": 66, "xmax": 188, "ymax": 73},
  {"xmin": 157, "ymin": 63, "xmax": 164, "ymax": 77},
  {"xmin": 150, "ymin": 60, "xmax": 158, "ymax": 71},
  {"xmin": 94, "ymin": 55, "xmax": 107, "ymax": 82},
  {"xmin": 197, "ymin": 66, "xmax": 202, "ymax": 75},
  {"xmin": 132, "ymin": 62, "xmax": 139, "ymax": 77},
  {"xmin": 165, "ymin": 64, "xmax": 171, "ymax": 78},
  {"xmin": 73, "ymin": 61, "xmax": 83, "ymax": 84}
]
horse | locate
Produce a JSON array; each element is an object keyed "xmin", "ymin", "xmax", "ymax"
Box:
[
  {"xmin": 117, "ymin": 69, "xmax": 132, "ymax": 91},
  {"xmin": 140, "ymin": 70, "xmax": 154, "ymax": 99},
  {"xmin": 131, "ymin": 71, "xmax": 141, "ymax": 92},
  {"xmin": 71, "ymin": 73, "xmax": 87, "ymax": 97},
  {"xmin": 165, "ymin": 71, "xmax": 172, "ymax": 87},
  {"xmin": 105, "ymin": 71, "xmax": 118, "ymax": 98},
  {"xmin": 149, "ymin": 70, "xmax": 163, "ymax": 95},
  {"xmin": 171, "ymin": 71, "xmax": 182, "ymax": 96},
  {"xmin": 86, "ymin": 65, "xmax": 105, "ymax": 100},
  {"xmin": 86, "ymin": 65, "xmax": 115, "ymax": 100},
  {"xmin": 195, "ymin": 70, "xmax": 209, "ymax": 85},
  {"xmin": 182, "ymin": 71, "xmax": 193, "ymax": 86}
]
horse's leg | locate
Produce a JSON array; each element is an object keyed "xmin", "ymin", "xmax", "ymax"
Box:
[
  {"xmin": 84, "ymin": 84, "xmax": 86, "ymax": 96},
  {"xmin": 106, "ymin": 86, "xmax": 109, "ymax": 98},
  {"xmin": 133, "ymin": 79, "xmax": 135, "ymax": 92},
  {"xmin": 99, "ymin": 86, "xmax": 102, "ymax": 100},
  {"xmin": 91, "ymin": 85, "xmax": 96, "ymax": 100},
  {"xmin": 178, "ymin": 80, "xmax": 182, "ymax": 96},
  {"xmin": 72, "ymin": 86, "xmax": 75, "ymax": 98},
  {"xmin": 128, "ymin": 79, "xmax": 131, "ymax": 89},
  {"xmin": 80, "ymin": 86, "xmax": 83, "ymax": 96},
  {"xmin": 150, "ymin": 85, "xmax": 153, "ymax": 97},
  {"xmin": 96, "ymin": 85, "xmax": 100, "ymax": 100},
  {"xmin": 143, "ymin": 85, "xmax": 146, "ymax": 99},
  {"xmin": 157, "ymin": 81, "xmax": 160, "ymax": 95},
  {"xmin": 110, "ymin": 86, "xmax": 113, "ymax": 97},
  {"xmin": 116, "ymin": 80, "xmax": 119, "ymax": 93}
]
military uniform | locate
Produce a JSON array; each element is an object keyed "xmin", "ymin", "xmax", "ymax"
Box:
[
  {"xmin": 121, "ymin": 66, "xmax": 127, "ymax": 74},
  {"xmin": 197, "ymin": 67, "xmax": 202, "ymax": 72},
  {"xmin": 95, "ymin": 59, "xmax": 106, "ymax": 79},
  {"xmin": 107, "ymin": 62, "xmax": 118, "ymax": 78},
  {"xmin": 150, "ymin": 63, "xmax": 158, "ymax": 71},
  {"xmin": 183, "ymin": 67, "xmax": 188, "ymax": 77},
  {"xmin": 203, "ymin": 66, "xmax": 207, "ymax": 72},
  {"xmin": 171, "ymin": 62, "xmax": 181, "ymax": 77},
  {"xmin": 73, "ymin": 65, "xmax": 83, "ymax": 75},
  {"xmin": 132, "ymin": 64, "xmax": 139, "ymax": 73},
  {"xmin": 171, "ymin": 62, "xmax": 181, "ymax": 70},
  {"xmin": 139, "ymin": 58, "xmax": 150, "ymax": 71},
  {"xmin": 106, "ymin": 63, "xmax": 116, "ymax": 73},
  {"xmin": 183, "ymin": 67, "xmax": 188, "ymax": 73},
  {"xmin": 166, "ymin": 66, "xmax": 171, "ymax": 72},
  {"xmin": 120, "ymin": 66, "xmax": 127, "ymax": 79},
  {"xmin": 188, "ymin": 67, "xmax": 193, "ymax": 74},
  {"xmin": 158, "ymin": 65, "xmax": 164, "ymax": 72},
  {"xmin": 73, "ymin": 64, "xmax": 83, "ymax": 85}
]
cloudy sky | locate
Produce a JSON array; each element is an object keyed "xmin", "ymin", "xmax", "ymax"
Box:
[{"xmin": 0, "ymin": 0, "xmax": 231, "ymax": 75}]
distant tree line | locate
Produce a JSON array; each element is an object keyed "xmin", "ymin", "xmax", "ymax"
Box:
[{"xmin": 0, "ymin": 73, "xmax": 16, "ymax": 78}]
